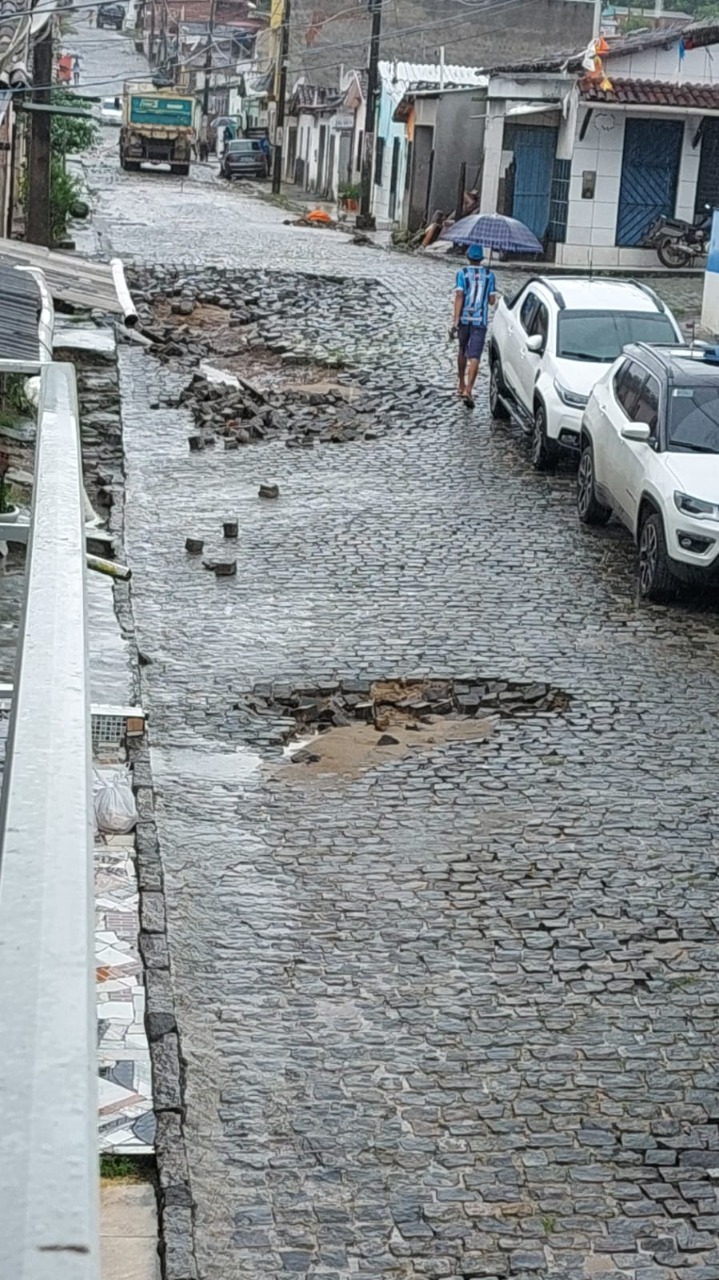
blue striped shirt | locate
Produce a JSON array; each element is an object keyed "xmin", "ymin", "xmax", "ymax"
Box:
[{"xmin": 455, "ymin": 266, "xmax": 496, "ymax": 328}]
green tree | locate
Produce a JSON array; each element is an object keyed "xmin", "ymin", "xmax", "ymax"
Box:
[
  {"xmin": 679, "ymin": 0, "xmax": 719, "ymax": 17},
  {"xmin": 50, "ymin": 88, "xmax": 98, "ymax": 154},
  {"xmin": 22, "ymin": 90, "xmax": 96, "ymax": 242}
]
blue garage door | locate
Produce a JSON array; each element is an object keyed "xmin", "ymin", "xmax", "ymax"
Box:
[
  {"xmin": 616, "ymin": 118, "xmax": 684, "ymax": 247},
  {"xmin": 512, "ymin": 126, "xmax": 558, "ymax": 242}
]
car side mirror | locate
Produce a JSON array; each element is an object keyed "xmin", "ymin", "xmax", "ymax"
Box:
[
  {"xmin": 526, "ymin": 334, "xmax": 543, "ymax": 352},
  {"xmin": 621, "ymin": 422, "xmax": 652, "ymax": 443}
]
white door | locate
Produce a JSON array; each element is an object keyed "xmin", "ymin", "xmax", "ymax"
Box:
[
  {"xmin": 515, "ymin": 297, "xmax": 549, "ymax": 413},
  {"xmin": 504, "ymin": 288, "xmax": 539, "ymax": 409},
  {"xmin": 603, "ymin": 359, "xmax": 659, "ymax": 527}
]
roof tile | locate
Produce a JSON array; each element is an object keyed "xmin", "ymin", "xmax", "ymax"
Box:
[{"xmin": 580, "ymin": 75, "xmax": 719, "ymax": 109}]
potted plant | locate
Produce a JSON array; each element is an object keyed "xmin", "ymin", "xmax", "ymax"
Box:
[
  {"xmin": 0, "ymin": 452, "xmax": 18, "ymax": 524},
  {"xmin": 339, "ymin": 181, "xmax": 360, "ymax": 213}
]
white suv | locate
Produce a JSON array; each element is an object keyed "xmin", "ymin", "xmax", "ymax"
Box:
[
  {"xmin": 488, "ymin": 278, "xmax": 682, "ymax": 470},
  {"xmin": 578, "ymin": 343, "xmax": 719, "ymax": 601}
]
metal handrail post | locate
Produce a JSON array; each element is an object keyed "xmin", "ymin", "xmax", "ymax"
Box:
[{"xmin": 0, "ymin": 362, "xmax": 99, "ymax": 1279}]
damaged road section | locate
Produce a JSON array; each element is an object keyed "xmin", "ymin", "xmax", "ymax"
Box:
[
  {"xmin": 204, "ymin": 674, "xmax": 571, "ymax": 766},
  {"xmin": 126, "ymin": 264, "xmax": 449, "ymax": 446}
]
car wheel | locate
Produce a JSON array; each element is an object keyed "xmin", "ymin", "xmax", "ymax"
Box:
[
  {"xmin": 577, "ymin": 441, "xmax": 611, "ymax": 525},
  {"xmin": 638, "ymin": 511, "xmax": 676, "ymax": 602},
  {"xmin": 489, "ymin": 355, "xmax": 509, "ymax": 420},
  {"xmin": 530, "ymin": 403, "xmax": 559, "ymax": 472}
]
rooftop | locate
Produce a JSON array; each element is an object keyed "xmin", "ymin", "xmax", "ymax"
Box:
[
  {"xmin": 486, "ymin": 18, "xmax": 719, "ymax": 75},
  {"xmin": 290, "ymin": 83, "xmax": 344, "ymax": 110},
  {"xmin": 0, "ymin": 264, "xmax": 41, "ymax": 362},
  {"xmin": 580, "ymin": 76, "xmax": 719, "ymax": 109}
]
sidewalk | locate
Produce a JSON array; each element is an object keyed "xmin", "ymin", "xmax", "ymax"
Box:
[{"xmin": 101, "ymin": 1180, "xmax": 159, "ymax": 1280}]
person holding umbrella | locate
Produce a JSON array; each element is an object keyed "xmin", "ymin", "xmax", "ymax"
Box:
[{"xmin": 450, "ymin": 244, "xmax": 497, "ymax": 409}]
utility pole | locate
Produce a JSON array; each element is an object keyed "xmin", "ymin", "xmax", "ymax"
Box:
[
  {"xmin": 27, "ymin": 22, "xmax": 52, "ymax": 247},
  {"xmin": 357, "ymin": 0, "xmax": 381, "ymax": 231},
  {"xmin": 271, "ymin": 0, "xmax": 290, "ymax": 194},
  {"xmin": 202, "ymin": 0, "xmax": 217, "ymax": 117}
]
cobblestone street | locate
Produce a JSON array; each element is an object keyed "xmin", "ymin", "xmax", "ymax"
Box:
[{"xmin": 74, "ymin": 24, "xmax": 719, "ymax": 1280}]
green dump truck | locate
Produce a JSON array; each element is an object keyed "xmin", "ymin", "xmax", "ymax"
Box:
[{"xmin": 119, "ymin": 81, "xmax": 196, "ymax": 175}]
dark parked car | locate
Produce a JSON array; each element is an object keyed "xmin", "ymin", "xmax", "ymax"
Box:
[
  {"xmin": 220, "ymin": 139, "xmax": 268, "ymax": 181},
  {"xmin": 97, "ymin": 3, "xmax": 125, "ymax": 28}
]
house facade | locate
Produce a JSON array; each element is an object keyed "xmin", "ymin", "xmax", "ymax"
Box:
[
  {"xmin": 284, "ymin": 73, "xmax": 364, "ymax": 199},
  {"xmin": 480, "ymin": 21, "xmax": 719, "ymax": 268},
  {"xmin": 392, "ymin": 85, "xmax": 487, "ymax": 231},
  {"xmin": 372, "ymin": 62, "xmax": 486, "ymax": 229}
]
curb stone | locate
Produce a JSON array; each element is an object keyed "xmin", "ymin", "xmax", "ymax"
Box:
[
  {"xmin": 100, "ymin": 330, "xmax": 199, "ymax": 1280},
  {"xmin": 129, "ymin": 735, "xmax": 199, "ymax": 1280}
]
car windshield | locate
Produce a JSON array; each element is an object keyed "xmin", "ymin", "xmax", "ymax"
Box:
[
  {"xmin": 557, "ymin": 310, "xmax": 677, "ymax": 362},
  {"xmin": 228, "ymin": 140, "xmax": 259, "ymax": 153},
  {"xmin": 668, "ymin": 385, "xmax": 719, "ymax": 453}
]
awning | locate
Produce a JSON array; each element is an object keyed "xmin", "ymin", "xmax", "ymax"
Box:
[
  {"xmin": 505, "ymin": 100, "xmax": 562, "ymax": 117},
  {"xmin": 0, "ymin": 239, "xmax": 137, "ymax": 326}
]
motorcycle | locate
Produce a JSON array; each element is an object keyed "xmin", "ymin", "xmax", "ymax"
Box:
[{"xmin": 645, "ymin": 204, "xmax": 713, "ymax": 269}]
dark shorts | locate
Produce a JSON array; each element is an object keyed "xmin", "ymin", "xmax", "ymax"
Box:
[{"xmin": 458, "ymin": 323, "xmax": 487, "ymax": 361}]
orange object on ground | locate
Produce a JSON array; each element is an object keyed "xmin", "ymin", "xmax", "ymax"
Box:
[{"xmin": 306, "ymin": 209, "xmax": 332, "ymax": 224}]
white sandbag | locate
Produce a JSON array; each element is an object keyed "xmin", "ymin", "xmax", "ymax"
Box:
[{"xmin": 93, "ymin": 767, "xmax": 137, "ymax": 834}]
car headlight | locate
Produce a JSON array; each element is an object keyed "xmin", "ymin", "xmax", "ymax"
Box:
[
  {"xmin": 674, "ymin": 491, "xmax": 719, "ymax": 520},
  {"xmin": 554, "ymin": 378, "xmax": 589, "ymax": 409}
]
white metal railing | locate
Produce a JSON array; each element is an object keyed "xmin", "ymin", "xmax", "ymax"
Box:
[{"xmin": 0, "ymin": 361, "xmax": 99, "ymax": 1279}]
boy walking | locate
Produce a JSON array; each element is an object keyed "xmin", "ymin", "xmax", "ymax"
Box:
[{"xmin": 450, "ymin": 244, "xmax": 497, "ymax": 409}]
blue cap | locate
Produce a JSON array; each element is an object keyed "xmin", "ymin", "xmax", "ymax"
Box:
[{"xmin": 467, "ymin": 243, "xmax": 485, "ymax": 262}]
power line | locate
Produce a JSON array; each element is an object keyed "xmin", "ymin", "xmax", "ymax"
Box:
[{"xmin": 283, "ymin": 0, "xmax": 538, "ymax": 77}]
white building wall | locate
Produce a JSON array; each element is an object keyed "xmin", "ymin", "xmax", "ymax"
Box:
[
  {"xmin": 372, "ymin": 88, "xmax": 409, "ymax": 225},
  {"xmin": 557, "ymin": 107, "xmax": 704, "ymax": 269},
  {"xmin": 559, "ymin": 107, "xmax": 626, "ymax": 266},
  {"xmin": 675, "ymin": 115, "xmax": 702, "ymax": 221},
  {"xmin": 299, "ymin": 111, "xmax": 317, "ymax": 187},
  {"xmin": 609, "ymin": 43, "xmax": 717, "ymax": 83},
  {"xmin": 485, "ymin": 41, "xmax": 717, "ymax": 269}
]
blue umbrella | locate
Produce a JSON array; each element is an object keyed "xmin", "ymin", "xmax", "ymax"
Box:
[{"xmin": 440, "ymin": 213, "xmax": 543, "ymax": 255}]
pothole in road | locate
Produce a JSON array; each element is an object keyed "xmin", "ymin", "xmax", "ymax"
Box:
[
  {"xmin": 224, "ymin": 675, "xmax": 570, "ymax": 780},
  {"xmin": 127, "ymin": 264, "xmax": 438, "ymax": 447}
]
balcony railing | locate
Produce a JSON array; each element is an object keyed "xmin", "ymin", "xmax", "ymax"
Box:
[{"xmin": 0, "ymin": 360, "xmax": 99, "ymax": 1278}]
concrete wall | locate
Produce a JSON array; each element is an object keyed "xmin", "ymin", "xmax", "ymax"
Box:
[
  {"xmin": 372, "ymin": 84, "xmax": 410, "ymax": 226},
  {"xmin": 479, "ymin": 75, "xmax": 571, "ymax": 214},
  {"xmin": 608, "ymin": 41, "xmax": 717, "ymax": 83},
  {"xmin": 288, "ymin": 0, "xmax": 594, "ymax": 86},
  {"xmin": 430, "ymin": 89, "xmax": 486, "ymax": 218}
]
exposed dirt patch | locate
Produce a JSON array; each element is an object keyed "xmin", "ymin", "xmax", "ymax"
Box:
[
  {"xmin": 155, "ymin": 299, "xmax": 231, "ymax": 332},
  {"xmin": 219, "ymin": 675, "xmax": 571, "ymax": 775},
  {"xmin": 269, "ymin": 714, "xmax": 496, "ymax": 782}
]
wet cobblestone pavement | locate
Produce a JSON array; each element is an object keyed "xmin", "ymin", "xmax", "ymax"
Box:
[{"xmin": 73, "ymin": 25, "xmax": 719, "ymax": 1280}]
